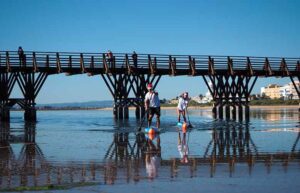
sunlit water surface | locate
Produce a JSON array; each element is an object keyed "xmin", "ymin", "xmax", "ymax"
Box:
[{"xmin": 0, "ymin": 108, "xmax": 299, "ymax": 193}]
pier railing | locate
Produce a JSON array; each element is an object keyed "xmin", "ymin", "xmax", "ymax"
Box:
[{"xmin": 1, "ymin": 51, "xmax": 299, "ymax": 76}]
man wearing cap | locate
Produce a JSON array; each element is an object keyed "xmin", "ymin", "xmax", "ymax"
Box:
[{"xmin": 144, "ymin": 83, "xmax": 160, "ymax": 128}]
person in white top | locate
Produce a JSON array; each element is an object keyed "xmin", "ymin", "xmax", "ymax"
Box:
[
  {"xmin": 177, "ymin": 92, "xmax": 189, "ymax": 123},
  {"xmin": 144, "ymin": 83, "xmax": 160, "ymax": 128}
]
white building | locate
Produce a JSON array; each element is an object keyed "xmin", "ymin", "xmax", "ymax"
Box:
[
  {"xmin": 261, "ymin": 81, "xmax": 299, "ymax": 100},
  {"xmin": 193, "ymin": 81, "xmax": 213, "ymax": 104}
]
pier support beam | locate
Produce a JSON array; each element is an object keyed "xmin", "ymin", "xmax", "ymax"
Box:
[
  {"xmin": 0, "ymin": 72, "xmax": 17, "ymax": 122},
  {"xmin": 203, "ymin": 75, "xmax": 257, "ymax": 121},
  {"xmin": 102, "ymin": 74, "xmax": 161, "ymax": 120},
  {"xmin": 0, "ymin": 122, "xmax": 10, "ymax": 143},
  {"xmin": 0, "ymin": 107, "xmax": 10, "ymax": 122},
  {"xmin": 24, "ymin": 122, "xmax": 36, "ymax": 143},
  {"xmin": 16, "ymin": 72, "xmax": 48, "ymax": 122}
]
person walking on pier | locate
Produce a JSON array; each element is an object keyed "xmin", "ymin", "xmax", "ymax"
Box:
[
  {"xmin": 18, "ymin": 46, "xmax": 25, "ymax": 65},
  {"xmin": 106, "ymin": 50, "xmax": 113, "ymax": 68},
  {"xmin": 132, "ymin": 51, "xmax": 138, "ymax": 67},
  {"xmin": 177, "ymin": 92, "xmax": 189, "ymax": 123},
  {"xmin": 145, "ymin": 83, "xmax": 161, "ymax": 128}
]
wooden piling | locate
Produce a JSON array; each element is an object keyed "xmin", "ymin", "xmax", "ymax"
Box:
[
  {"xmin": 24, "ymin": 108, "xmax": 36, "ymax": 122},
  {"xmin": 232, "ymin": 106, "xmax": 236, "ymax": 120},
  {"xmin": 238, "ymin": 105, "xmax": 243, "ymax": 121},
  {"xmin": 0, "ymin": 107, "xmax": 10, "ymax": 122},
  {"xmin": 225, "ymin": 105, "xmax": 230, "ymax": 120},
  {"xmin": 218, "ymin": 105, "xmax": 223, "ymax": 119},
  {"xmin": 124, "ymin": 106, "xmax": 129, "ymax": 119}
]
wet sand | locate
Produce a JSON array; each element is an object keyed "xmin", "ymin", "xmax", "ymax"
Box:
[{"xmin": 23, "ymin": 163, "xmax": 300, "ymax": 193}]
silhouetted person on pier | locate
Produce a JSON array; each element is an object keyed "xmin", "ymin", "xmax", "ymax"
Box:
[
  {"xmin": 18, "ymin": 46, "xmax": 25, "ymax": 65},
  {"xmin": 132, "ymin": 51, "xmax": 138, "ymax": 67},
  {"xmin": 106, "ymin": 50, "xmax": 113, "ymax": 68},
  {"xmin": 145, "ymin": 83, "xmax": 161, "ymax": 128}
]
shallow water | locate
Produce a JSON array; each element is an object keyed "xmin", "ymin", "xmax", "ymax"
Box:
[{"xmin": 0, "ymin": 108, "xmax": 299, "ymax": 193}]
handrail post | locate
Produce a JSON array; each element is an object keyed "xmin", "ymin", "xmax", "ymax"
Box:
[
  {"xmin": 280, "ymin": 58, "xmax": 289, "ymax": 76},
  {"xmin": 103, "ymin": 53, "xmax": 109, "ymax": 73},
  {"xmin": 263, "ymin": 58, "xmax": 272, "ymax": 76},
  {"xmin": 46, "ymin": 55, "xmax": 49, "ymax": 68},
  {"xmin": 125, "ymin": 54, "xmax": 132, "ymax": 74},
  {"xmin": 56, "ymin": 52, "xmax": 61, "ymax": 73},
  {"xmin": 80, "ymin": 53, "xmax": 85, "ymax": 73},
  {"xmin": 208, "ymin": 56, "xmax": 215, "ymax": 75},
  {"xmin": 6, "ymin": 51, "xmax": 10, "ymax": 72},
  {"xmin": 247, "ymin": 57, "xmax": 253, "ymax": 76},
  {"xmin": 68, "ymin": 55, "xmax": 72, "ymax": 69},
  {"xmin": 227, "ymin": 56, "xmax": 234, "ymax": 75},
  {"xmin": 90, "ymin": 56, "xmax": 94, "ymax": 69},
  {"xmin": 33, "ymin": 52, "xmax": 37, "ymax": 72}
]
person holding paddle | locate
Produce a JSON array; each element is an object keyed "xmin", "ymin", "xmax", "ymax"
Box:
[
  {"xmin": 145, "ymin": 83, "xmax": 160, "ymax": 128},
  {"xmin": 177, "ymin": 92, "xmax": 189, "ymax": 123}
]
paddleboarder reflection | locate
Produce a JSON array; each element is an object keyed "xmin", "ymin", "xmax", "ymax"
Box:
[
  {"xmin": 178, "ymin": 130, "xmax": 189, "ymax": 163},
  {"xmin": 145, "ymin": 133, "xmax": 161, "ymax": 180}
]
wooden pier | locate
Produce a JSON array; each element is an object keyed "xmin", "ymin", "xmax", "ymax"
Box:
[{"xmin": 0, "ymin": 50, "xmax": 299, "ymax": 122}]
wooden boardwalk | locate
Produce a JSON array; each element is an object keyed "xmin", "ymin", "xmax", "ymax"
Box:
[
  {"xmin": 0, "ymin": 50, "xmax": 299, "ymax": 122},
  {"xmin": 1, "ymin": 51, "xmax": 299, "ymax": 76}
]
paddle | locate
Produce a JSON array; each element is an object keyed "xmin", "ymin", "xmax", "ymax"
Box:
[
  {"xmin": 138, "ymin": 109, "xmax": 148, "ymax": 132},
  {"xmin": 185, "ymin": 105, "xmax": 193, "ymax": 128}
]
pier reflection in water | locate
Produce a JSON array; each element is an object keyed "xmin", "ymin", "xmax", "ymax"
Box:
[{"xmin": 0, "ymin": 109, "xmax": 299, "ymax": 191}]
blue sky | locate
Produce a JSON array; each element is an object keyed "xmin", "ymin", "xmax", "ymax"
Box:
[{"xmin": 0, "ymin": 0, "xmax": 299, "ymax": 103}]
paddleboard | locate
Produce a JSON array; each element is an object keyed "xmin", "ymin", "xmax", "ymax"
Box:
[
  {"xmin": 176, "ymin": 122, "xmax": 188, "ymax": 133},
  {"xmin": 144, "ymin": 127, "xmax": 160, "ymax": 133}
]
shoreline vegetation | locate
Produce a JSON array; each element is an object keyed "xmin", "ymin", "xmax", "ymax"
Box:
[{"xmin": 10, "ymin": 99, "xmax": 300, "ymax": 111}]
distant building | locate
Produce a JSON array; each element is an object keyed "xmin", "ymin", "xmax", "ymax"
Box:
[
  {"xmin": 192, "ymin": 81, "xmax": 213, "ymax": 104},
  {"xmin": 261, "ymin": 84, "xmax": 282, "ymax": 99},
  {"xmin": 261, "ymin": 81, "xmax": 300, "ymax": 100}
]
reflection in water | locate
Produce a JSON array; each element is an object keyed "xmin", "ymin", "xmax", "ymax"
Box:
[
  {"xmin": 145, "ymin": 134, "xmax": 161, "ymax": 180},
  {"xmin": 251, "ymin": 108, "xmax": 300, "ymax": 121},
  {"xmin": 0, "ymin": 122, "xmax": 50, "ymax": 188},
  {"xmin": 177, "ymin": 131, "xmax": 189, "ymax": 164},
  {"xmin": 0, "ymin": 111, "xmax": 300, "ymax": 191}
]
